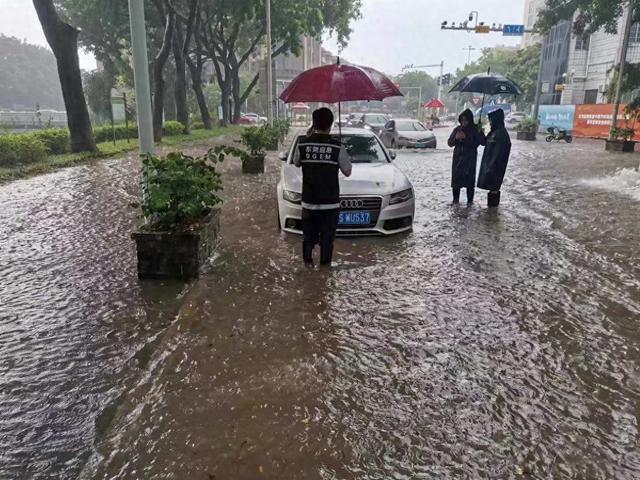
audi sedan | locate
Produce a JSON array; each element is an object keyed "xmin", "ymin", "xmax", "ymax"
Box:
[
  {"xmin": 277, "ymin": 128, "xmax": 415, "ymax": 236},
  {"xmin": 379, "ymin": 118, "xmax": 437, "ymax": 149}
]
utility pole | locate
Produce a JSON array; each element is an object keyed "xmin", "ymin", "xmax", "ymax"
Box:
[
  {"xmin": 265, "ymin": 0, "xmax": 274, "ymax": 125},
  {"xmin": 609, "ymin": 4, "xmax": 634, "ymax": 141},
  {"xmin": 463, "ymin": 46, "xmax": 477, "ymax": 65},
  {"xmin": 127, "ymin": 0, "xmax": 154, "ymax": 156},
  {"xmin": 532, "ymin": 34, "xmax": 546, "ymax": 127},
  {"xmin": 438, "ymin": 61, "xmax": 444, "ymax": 100}
]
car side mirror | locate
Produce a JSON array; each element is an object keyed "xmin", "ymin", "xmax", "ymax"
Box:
[
  {"xmin": 278, "ymin": 151, "xmax": 287, "ymax": 161},
  {"xmin": 389, "ymin": 151, "xmax": 397, "ymax": 160}
]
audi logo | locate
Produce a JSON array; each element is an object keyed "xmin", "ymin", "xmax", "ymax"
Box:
[{"xmin": 340, "ymin": 199, "xmax": 364, "ymax": 209}]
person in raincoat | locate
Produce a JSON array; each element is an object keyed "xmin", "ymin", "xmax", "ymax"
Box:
[
  {"xmin": 447, "ymin": 109, "xmax": 485, "ymax": 204},
  {"xmin": 477, "ymin": 108, "xmax": 512, "ymax": 207}
]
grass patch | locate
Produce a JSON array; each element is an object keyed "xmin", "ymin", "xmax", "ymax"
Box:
[{"xmin": 0, "ymin": 127, "xmax": 242, "ymax": 185}]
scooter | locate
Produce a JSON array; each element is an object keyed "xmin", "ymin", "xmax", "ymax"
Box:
[{"xmin": 546, "ymin": 126, "xmax": 573, "ymax": 143}]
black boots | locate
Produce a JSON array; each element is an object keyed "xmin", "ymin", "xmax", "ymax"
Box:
[{"xmin": 488, "ymin": 191, "xmax": 501, "ymax": 207}]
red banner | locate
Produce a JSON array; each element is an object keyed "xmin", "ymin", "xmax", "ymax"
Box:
[{"xmin": 573, "ymin": 104, "xmax": 640, "ymax": 141}]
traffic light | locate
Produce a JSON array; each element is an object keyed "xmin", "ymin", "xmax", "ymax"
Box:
[{"xmin": 442, "ymin": 73, "xmax": 452, "ymax": 85}]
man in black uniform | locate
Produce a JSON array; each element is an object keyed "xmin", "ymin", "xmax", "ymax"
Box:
[{"xmin": 294, "ymin": 108, "xmax": 352, "ymax": 266}]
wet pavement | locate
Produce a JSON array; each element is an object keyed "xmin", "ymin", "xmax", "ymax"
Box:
[{"xmin": 2, "ymin": 130, "xmax": 640, "ymax": 479}]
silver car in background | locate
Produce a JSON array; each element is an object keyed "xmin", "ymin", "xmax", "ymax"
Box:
[
  {"xmin": 277, "ymin": 128, "xmax": 415, "ymax": 236},
  {"xmin": 379, "ymin": 118, "xmax": 437, "ymax": 149}
]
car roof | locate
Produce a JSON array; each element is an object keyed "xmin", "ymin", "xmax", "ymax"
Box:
[
  {"xmin": 296, "ymin": 127, "xmax": 376, "ymax": 138},
  {"xmin": 392, "ymin": 118, "xmax": 421, "ymax": 122}
]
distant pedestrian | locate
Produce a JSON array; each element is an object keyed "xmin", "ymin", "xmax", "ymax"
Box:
[
  {"xmin": 447, "ymin": 109, "xmax": 485, "ymax": 204},
  {"xmin": 294, "ymin": 108, "xmax": 352, "ymax": 267},
  {"xmin": 477, "ymin": 109, "xmax": 512, "ymax": 207}
]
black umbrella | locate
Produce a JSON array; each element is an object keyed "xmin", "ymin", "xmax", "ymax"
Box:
[{"xmin": 449, "ymin": 69, "xmax": 523, "ymax": 122}]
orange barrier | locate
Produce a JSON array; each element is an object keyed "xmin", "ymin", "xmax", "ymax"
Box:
[{"xmin": 573, "ymin": 104, "xmax": 640, "ymax": 141}]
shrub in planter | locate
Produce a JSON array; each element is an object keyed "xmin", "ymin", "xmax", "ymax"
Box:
[
  {"xmin": 606, "ymin": 127, "xmax": 636, "ymax": 152},
  {"xmin": 236, "ymin": 126, "xmax": 270, "ymax": 173},
  {"xmin": 263, "ymin": 119, "xmax": 291, "ymax": 150},
  {"xmin": 34, "ymin": 128, "xmax": 70, "ymax": 154},
  {"xmin": 164, "ymin": 121, "xmax": 186, "ymax": 136},
  {"xmin": 0, "ymin": 134, "xmax": 47, "ymax": 167},
  {"xmin": 132, "ymin": 147, "xmax": 226, "ymax": 279},
  {"xmin": 516, "ymin": 117, "xmax": 538, "ymax": 141}
]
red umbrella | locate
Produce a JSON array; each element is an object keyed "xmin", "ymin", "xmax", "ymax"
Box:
[{"xmin": 424, "ymin": 98, "xmax": 445, "ymax": 109}]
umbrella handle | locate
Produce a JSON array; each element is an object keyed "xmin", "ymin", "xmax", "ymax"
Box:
[{"xmin": 479, "ymin": 93, "xmax": 486, "ymax": 125}]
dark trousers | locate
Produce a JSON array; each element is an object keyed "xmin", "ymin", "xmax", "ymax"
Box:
[
  {"xmin": 302, "ymin": 208, "xmax": 340, "ymax": 266},
  {"xmin": 488, "ymin": 190, "xmax": 501, "ymax": 207},
  {"xmin": 453, "ymin": 187, "xmax": 475, "ymax": 203}
]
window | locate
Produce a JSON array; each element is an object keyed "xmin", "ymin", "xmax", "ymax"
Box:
[
  {"xmin": 584, "ymin": 89, "xmax": 598, "ymax": 104},
  {"xmin": 575, "ymin": 34, "xmax": 590, "ymax": 50},
  {"xmin": 629, "ymin": 22, "xmax": 640, "ymax": 44}
]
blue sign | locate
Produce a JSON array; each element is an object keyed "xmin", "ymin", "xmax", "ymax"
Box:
[
  {"xmin": 503, "ymin": 24, "xmax": 525, "ymax": 36},
  {"xmin": 538, "ymin": 105, "xmax": 576, "ymax": 133},
  {"xmin": 481, "ymin": 103, "xmax": 512, "ymax": 115}
]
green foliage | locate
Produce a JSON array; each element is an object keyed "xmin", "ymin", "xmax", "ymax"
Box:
[
  {"xmin": 0, "ymin": 35, "xmax": 64, "ymax": 109},
  {"xmin": 536, "ymin": 0, "xmax": 638, "ymax": 35},
  {"xmin": 192, "ymin": 121, "xmax": 206, "ymax": 130},
  {"xmin": 262, "ymin": 119, "xmax": 291, "ymax": 146},
  {"xmin": 239, "ymin": 126, "xmax": 271, "ymax": 157},
  {"xmin": 516, "ymin": 117, "xmax": 540, "ymax": 133},
  {"xmin": 83, "ymin": 69, "xmax": 114, "ymax": 123},
  {"xmin": 454, "ymin": 45, "xmax": 542, "ymax": 106},
  {"xmin": 0, "ymin": 134, "xmax": 47, "ymax": 167},
  {"xmin": 164, "ymin": 121, "xmax": 187, "ymax": 136},
  {"xmin": 93, "ymin": 124, "xmax": 139, "ymax": 143},
  {"xmin": 34, "ymin": 129, "xmax": 70, "ymax": 154},
  {"xmin": 611, "ymin": 127, "xmax": 635, "ymax": 141},
  {"xmin": 141, "ymin": 148, "xmax": 225, "ymax": 229}
]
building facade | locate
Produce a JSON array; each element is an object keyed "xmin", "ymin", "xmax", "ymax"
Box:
[{"xmin": 523, "ymin": 0, "xmax": 546, "ymax": 47}]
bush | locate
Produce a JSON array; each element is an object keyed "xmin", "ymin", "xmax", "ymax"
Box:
[
  {"xmin": 141, "ymin": 147, "xmax": 225, "ymax": 229},
  {"xmin": 191, "ymin": 121, "xmax": 205, "ymax": 130},
  {"xmin": 93, "ymin": 123, "xmax": 138, "ymax": 143},
  {"xmin": 516, "ymin": 117, "xmax": 539, "ymax": 133},
  {"xmin": 0, "ymin": 134, "xmax": 47, "ymax": 167},
  {"xmin": 34, "ymin": 128, "xmax": 70, "ymax": 154},
  {"xmin": 164, "ymin": 121, "xmax": 186, "ymax": 136},
  {"xmin": 611, "ymin": 127, "xmax": 635, "ymax": 141},
  {"xmin": 239, "ymin": 126, "xmax": 271, "ymax": 157}
]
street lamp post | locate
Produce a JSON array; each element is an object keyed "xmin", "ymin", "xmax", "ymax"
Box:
[
  {"xmin": 127, "ymin": 0, "xmax": 154, "ymax": 156},
  {"xmin": 532, "ymin": 34, "xmax": 546, "ymax": 128}
]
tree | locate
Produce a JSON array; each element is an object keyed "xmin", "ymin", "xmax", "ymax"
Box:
[
  {"xmin": 537, "ymin": 0, "xmax": 639, "ymax": 35},
  {"xmin": 83, "ymin": 70, "xmax": 113, "ymax": 123},
  {"xmin": 0, "ymin": 35, "xmax": 64, "ymax": 110},
  {"xmin": 33, "ymin": 0, "xmax": 95, "ymax": 152}
]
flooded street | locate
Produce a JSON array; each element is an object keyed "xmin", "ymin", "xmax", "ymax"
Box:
[{"xmin": 2, "ymin": 131, "xmax": 640, "ymax": 479}]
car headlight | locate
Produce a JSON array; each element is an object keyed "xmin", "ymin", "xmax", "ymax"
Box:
[
  {"xmin": 389, "ymin": 188, "xmax": 413, "ymax": 205},
  {"xmin": 283, "ymin": 190, "xmax": 302, "ymax": 204},
  {"xmin": 363, "ymin": 124, "xmax": 372, "ymax": 130}
]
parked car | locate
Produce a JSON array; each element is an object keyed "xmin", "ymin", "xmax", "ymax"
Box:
[
  {"xmin": 277, "ymin": 128, "xmax": 415, "ymax": 236},
  {"xmin": 239, "ymin": 113, "xmax": 267, "ymax": 125},
  {"xmin": 505, "ymin": 111, "xmax": 526, "ymax": 129},
  {"xmin": 379, "ymin": 118, "xmax": 437, "ymax": 149},
  {"xmin": 353, "ymin": 113, "xmax": 390, "ymax": 135}
]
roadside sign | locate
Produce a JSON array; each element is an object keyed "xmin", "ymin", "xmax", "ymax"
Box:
[
  {"xmin": 555, "ymin": 84, "xmax": 565, "ymax": 92},
  {"xmin": 110, "ymin": 88, "xmax": 126, "ymax": 123},
  {"xmin": 503, "ymin": 24, "xmax": 525, "ymax": 36},
  {"xmin": 475, "ymin": 25, "xmax": 490, "ymax": 34}
]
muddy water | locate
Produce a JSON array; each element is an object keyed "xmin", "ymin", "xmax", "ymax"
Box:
[
  {"xmin": 74, "ymin": 132, "xmax": 640, "ymax": 480},
  {"xmin": 1, "ymin": 133, "xmax": 639, "ymax": 479}
]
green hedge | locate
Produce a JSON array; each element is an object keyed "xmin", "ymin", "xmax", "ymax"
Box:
[
  {"xmin": 0, "ymin": 135, "xmax": 47, "ymax": 167},
  {"xmin": 93, "ymin": 124, "xmax": 138, "ymax": 143},
  {"xmin": 33, "ymin": 129, "xmax": 70, "ymax": 155}
]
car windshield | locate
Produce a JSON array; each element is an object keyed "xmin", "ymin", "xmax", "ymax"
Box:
[
  {"xmin": 335, "ymin": 135, "xmax": 388, "ymax": 163},
  {"xmin": 365, "ymin": 115, "xmax": 387, "ymax": 124},
  {"xmin": 292, "ymin": 135, "xmax": 388, "ymax": 164},
  {"xmin": 395, "ymin": 120, "xmax": 427, "ymax": 131}
]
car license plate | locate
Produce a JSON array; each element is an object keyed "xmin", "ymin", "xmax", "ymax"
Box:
[{"xmin": 339, "ymin": 211, "xmax": 371, "ymax": 225}]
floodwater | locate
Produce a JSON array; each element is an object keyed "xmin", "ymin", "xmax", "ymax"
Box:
[{"xmin": 2, "ymin": 131, "xmax": 640, "ymax": 479}]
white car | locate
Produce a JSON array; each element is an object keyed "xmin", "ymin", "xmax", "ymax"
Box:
[
  {"xmin": 277, "ymin": 128, "xmax": 415, "ymax": 236},
  {"xmin": 505, "ymin": 112, "xmax": 526, "ymax": 129}
]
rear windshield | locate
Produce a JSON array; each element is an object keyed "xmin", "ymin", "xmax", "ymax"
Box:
[
  {"xmin": 364, "ymin": 114, "xmax": 388, "ymax": 124},
  {"xmin": 395, "ymin": 120, "xmax": 427, "ymax": 131}
]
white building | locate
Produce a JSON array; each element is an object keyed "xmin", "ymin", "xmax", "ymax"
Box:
[
  {"xmin": 523, "ymin": 0, "xmax": 546, "ymax": 47},
  {"xmin": 561, "ymin": 9, "xmax": 640, "ymax": 105}
]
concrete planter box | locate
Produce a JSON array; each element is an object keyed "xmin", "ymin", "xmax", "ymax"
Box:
[
  {"xmin": 242, "ymin": 154, "xmax": 265, "ymax": 174},
  {"xmin": 517, "ymin": 131, "xmax": 537, "ymax": 141},
  {"xmin": 605, "ymin": 140, "xmax": 636, "ymax": 153},
  {"xmin": 132, "ymin": 209, "xmax": 220, "ymax": 280}
]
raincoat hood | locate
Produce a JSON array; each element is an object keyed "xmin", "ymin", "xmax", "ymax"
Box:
[
  {"xmin": 458, "ymin": 109, "xmax": 475, "ymax": 126},
  {"xmin": 488, "ymin": 108, "xmax": 505, "ymax": 131}
]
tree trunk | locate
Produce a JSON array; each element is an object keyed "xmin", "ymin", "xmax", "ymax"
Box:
[
  {"xmin": 173, "ymin": 25, "xmax": 190, "ymax": 133},
  {"xmin": 33, "ymin": 0, "xmax": 96, "ymax": 152},
  {"xmin": 152, "ymin": 11, "xmax": 175, "ymax": 142},
  {"xmin": 186, "ymin": 55, "xmax": 212, "ymax": 129}
]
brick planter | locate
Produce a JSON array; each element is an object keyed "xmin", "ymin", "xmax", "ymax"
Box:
[
  {"xmin": 517, "ymin": 131, "xmax": 537, "ymax": 141},
  {"xmin": 242, "ymin": 155, "xmax": 265, "ymax": 174},
  {"xmin": 605, "ymin": 140, "xmax": 636, "ymax": 153},
  {"xmin": 131, "ymin": 209, "xmax": 220, "ymax": 280}
]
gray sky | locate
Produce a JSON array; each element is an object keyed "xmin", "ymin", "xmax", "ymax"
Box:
[
  {"xmin": 323, "ymin": 0, "xmax": 526, "ymax": 75},
  {"xmin": 0, "ymin": 0, "xmax": 524, "ymax": 74}
]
